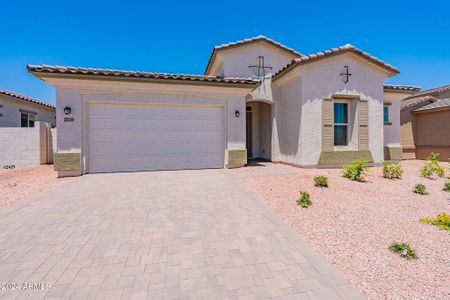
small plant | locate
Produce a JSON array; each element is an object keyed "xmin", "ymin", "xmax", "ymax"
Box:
[
  {"xmin": 314, "ymin": 176, "xmax": 328, "ymax": 187},
  {"xmin": 296, "ymin": 191, "xmax": 312, "ymax": 208},
  {"xmin": 413, "ymin": 183, "xmax": 428, "ymax": 195},
  {"xmin": 389, "ymin": 242, "xmax": 418, "ymax": 259},
  {"xmin": 342, "ymin": 159, "xmax": 368, "ymax": 181},
  {"xmin": 420, "ymin": 212, "xmax": 450, "ymax": 231},
  {"xmin": 382, "ymin": 161, "xmax": 403, "ymax": 179},
  {"xmin": 420, "ymin": 152, "xmax": 445, "ymax": 178},
  {"xmin": 444, "ymin": 181, "xmax": 450, "ymax": 192}
]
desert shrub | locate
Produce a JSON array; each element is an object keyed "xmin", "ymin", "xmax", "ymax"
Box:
[
  {"xmin": 342, "ymin": 159, "xmax": 368, "ymax": 181},
  {"xmin": 314, "ymin": 176, "xmax": 328, "ymax": 187},
  {"xmin": 382, "ymin": 161, "xmax": 403, "ymax": 179},
  {"xmin": 389, "ymin": 242, "xmax": 418, "ymax": 259},
  {"xmin": 296, "ymin": 191, "xmax": 312, "ymax": 208},
  {"xmin": 420, "ymin": 152, "xmax": 445, "ymax": 178},
  {"xmin": 413, "ymin": 184, "xmax": 428, "ymax": 195},
  {"xmin": 420, "ymin": 212, "xmax": 450, "ymax": 231},
  {"xmin": 444, "ymin": 181, "xmax": 450, "ymax": 192}
]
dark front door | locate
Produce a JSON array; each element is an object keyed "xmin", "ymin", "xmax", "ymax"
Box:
[{"xmin": 246, "ymin": 111, "xmax": 252, "ymax": 157}]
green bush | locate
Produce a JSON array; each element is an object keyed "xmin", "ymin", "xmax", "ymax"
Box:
[
  {"xmin": 413, "ymin": 183, "xmax": 428, "ymax": 195},
  {"xmin": 444, "ymin": 181, "xmax": 450, "ymax": 192},
  {"xmin": 420, "ymin": 212, "xmax": 450, "ymax": 231},
  {"xmin": 420, "ymin": 152, "xmax": 445, "ymax": 178},
  {"xmin": 296, "ymin": 191, "xmax": 312, "ymax": 208},
  {"xmin": 382, "ymin": 161, "xmax": 403, "ymax": 179},
  {"xmin": 314, "ymin": 176, "xmax": 328, "ymax": 187},
  {"xmin": 342, "ymin": 159, "xmax": 368, "ymax": 181},
  {"xmin": 389, "ymin": 242, "xmax": 418, "ymax": 259}
]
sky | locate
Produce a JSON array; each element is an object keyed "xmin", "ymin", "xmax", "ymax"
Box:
[{"xmin": 1, "ymin": 0, "xmax": 449, "ymax": 104}]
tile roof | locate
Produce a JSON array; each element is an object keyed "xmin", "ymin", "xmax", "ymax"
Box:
[
  {"xmin": 27, "ymin": 64, "xmax": 259, "ymax": 86},
  {"xmin": 400, "ymin": 83, "xmax": 450, "ymax": 111},
  {"xmin": 401, "ymin": 95, "xmax": 436, "ymax": 111},
  {"xmin": 0, "ymin": 89, "xmax": 55, "ymax": 109},
  {"xmin": 404, "ymin": 83, "xmax": 450, "ymax": 99},
  {"xmin": 204, "ymin": 35, "xmax": 302, "ymax": 75},
  {"xmin": 383, "ymin": 84, "xmax": 421, "ymax": 92},
  {"xmin": 273, "ymin": 44, "xmax": 400, "ymax": 80},
  {"xmin": 413, "ymin": 98, "xmax": 450, "ymax": 112}
]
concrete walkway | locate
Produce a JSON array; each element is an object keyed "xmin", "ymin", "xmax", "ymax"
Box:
[{"xmin": 0, "ymin": 166, "xmax": 363, "ymax": 299}]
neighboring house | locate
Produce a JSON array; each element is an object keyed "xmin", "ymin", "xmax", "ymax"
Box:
[
  {"xmin": 399, "ymin": 84, "xmax": 450, "ymax": 160},
  {"xmin": 0, "ymin": 89, "xmax": 56, "ymax": 127},
  {"xmin": 28, "ymin": 35, "xmax": 403, "ymax": 177}
]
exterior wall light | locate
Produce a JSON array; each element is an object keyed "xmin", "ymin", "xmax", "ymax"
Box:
[
  {"xmin": 64, "ymin": 106, "xmax": 71, "ymax": 115},
  {"xmin": 234, "ymin": 110, "xmax": 240, "ymax": 118}
]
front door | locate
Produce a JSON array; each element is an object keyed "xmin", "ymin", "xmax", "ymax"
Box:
[{"xmin": 246, "ymin": 111, "xmax": 252, "ymax": 158}]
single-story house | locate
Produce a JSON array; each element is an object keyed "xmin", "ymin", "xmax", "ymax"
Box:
[
  {"xmin": 28, "ymin": 35, "xmax": 403, "ymax": 177},
  {"xmin": 0, "ymin": 89, "xmax": 56, "ymax": 127},
  {"xmin": 399, "ymin": 84, "xmax": 450, "ymax": 160}
]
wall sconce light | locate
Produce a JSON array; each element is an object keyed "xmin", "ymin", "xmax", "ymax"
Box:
[
  {"xmin": 234, "ymin": 109, "xmax": 240, "ymax": 118},
  {"xmin": 64, "ymin": 106, "xmax": 71, "ymax": 115}
]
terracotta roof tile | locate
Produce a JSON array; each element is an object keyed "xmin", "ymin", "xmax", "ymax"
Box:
[
  {"xmin": 204, "ymin": 35, "xmax": 302, "ymax": 75},
  {"xmin": 0, "ymin": 89, "xmax": 55, "ymax": 109},
  {"xmin": 383, "ymin": 84, "xmax": 421, "ymax": 92},
  {"xmin": 273, "ymin": 44, "xmax": 400, "ymax": 80},
  {"xmin": 27, "ymin": 64, "xmax": 259, "ymax": 86}
]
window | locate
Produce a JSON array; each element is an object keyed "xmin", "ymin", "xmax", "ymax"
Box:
[
  {"xmin": 383, "ymin": 105, "xmax": 390, "ymax": 124},
  {"xmin": 20, "ymin": 113, "xmax": 35, "ymax": 127},
  {"xmin": 334, "ymin": 102, "xmax": 348, "ymax": 146}
]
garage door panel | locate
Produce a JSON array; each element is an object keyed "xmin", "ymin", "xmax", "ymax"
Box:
[{"xmin": 88, "ymin": 104, "xmax": 225, "ymax": 173}]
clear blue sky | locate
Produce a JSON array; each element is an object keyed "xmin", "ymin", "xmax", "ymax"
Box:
[{"xmin": 1, "ymin": 0, "xmax": 449, "ymax": 104}]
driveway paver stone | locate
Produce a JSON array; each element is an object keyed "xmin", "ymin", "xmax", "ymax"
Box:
[{"xmin": 0, "ymin": 166, "xmax": 363, "ymax": 299}]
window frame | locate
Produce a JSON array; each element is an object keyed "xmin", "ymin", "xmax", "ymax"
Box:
[
  {"xmin": 20, "ymin": 112, "xmax": 36, "ymax": 128},
  {"xmin": 383, "ymin": 103, "xmax": 392, "ymax": 125},
  {"xmin": 333, "ymin": 101, "xmax": 349, "ymax": 146}
]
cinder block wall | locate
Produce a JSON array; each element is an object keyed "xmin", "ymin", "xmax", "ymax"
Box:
[{"xmin": 0, "ymin": 122, "xmax": 55, "ymax": 168}]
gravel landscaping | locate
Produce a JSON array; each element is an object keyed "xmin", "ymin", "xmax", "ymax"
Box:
[
  {"xmin": 0, "ymin": 165, "xmax": 72, "ymax": 209},
  {"xmin": 242, "ymin": 160, "xmax": 450, "ymax": 300}
]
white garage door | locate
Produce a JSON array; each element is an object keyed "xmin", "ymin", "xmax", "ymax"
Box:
[{"xmin": 88, "ymin": 103, "xmax": 225, "ymax": 173}]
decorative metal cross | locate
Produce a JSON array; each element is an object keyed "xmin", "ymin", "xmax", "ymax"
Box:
[
  {"xmin": 339, "ymin": 65, "xmax": 352, "ymax": 84},
  {"xmin": 249, "ymin": 56, "xmax": 272, "ymax": 80}
]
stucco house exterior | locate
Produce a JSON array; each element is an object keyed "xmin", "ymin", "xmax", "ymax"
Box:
[
  {"xmin": 399, "ymin": 84, "xmax": 450, "ymax": 160},
  {"xmin": 28, "ymin": 35, "xmax": 404, "ymax": 177},
  {"xmin": 0, "ymin": 89, "xmax": 56, "ymax": 127}
]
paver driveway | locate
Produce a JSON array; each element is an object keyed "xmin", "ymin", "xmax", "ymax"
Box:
[{"xmin": 0, "ymin": 166, "xmax": 362, "ymax": 299}]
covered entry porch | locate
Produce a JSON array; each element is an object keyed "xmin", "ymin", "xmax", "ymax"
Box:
[{"xmin": 246, "ymin": 100, "xmax": 272, "ymax": 160}]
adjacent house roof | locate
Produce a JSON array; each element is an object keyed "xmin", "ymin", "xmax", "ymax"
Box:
[
  {"xmin": 273, "ymin": 44, "xmax": 400, "ymax": 80},
  {"xmin": 27, "ymin": 64, "xmax": 259, "ymax": 86},
  {"xmin": 405, "ymin": 83, "xmax": 450, "ymax": 98},
  {"xmin": 401, "ymin": 83, "xmax": 450, "ymax": 111},
  {"xmin": 204, "ymin": 35, "xmax": 302, "ymax": 75},
  {"xmin": 401, "ymin": 95, "xmax": 436, "ymax": 111},
  {"xmin": 413, "ymin": 98, "xmax": 450, "ymax": 113},
  {"xmin": 383, "ymin": 84, "xmax": 421, "ymax": 92},
  {"xmin": 0, "ymin": 89, "xmax": 55, "ymax": 109}
]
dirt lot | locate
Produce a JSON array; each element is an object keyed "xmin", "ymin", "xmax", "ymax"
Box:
[
  {"xmin": 0, "ymin": 165, "xmax": 72, "ymax": 209},
  {"xmin": 243, "ymin": 160, "xmax": 450, "ymax": 300}
]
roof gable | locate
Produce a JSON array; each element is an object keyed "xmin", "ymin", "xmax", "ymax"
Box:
[
  {"xmin": 204, "ymin": 35, "xmax": 302, "ymax": 75},
  {"xmin": 273, "ymin": 44, "xmax": 399, "ymax": 81}
]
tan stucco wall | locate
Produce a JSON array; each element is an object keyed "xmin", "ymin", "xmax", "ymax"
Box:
[
  {"xmin": 273, "ymin": 53, "xmax": 390, "ymax": 166},
  {"xmin": 383, "ymin": 91, "xmax": 410, "ymax": 148},
  {"xmin": 415, "ymin": 109, "xmax": 450, "ymax": 160},
  {"xmin": 0, "ymin": 95, "xmax": 56, "ymax": 127},
  {"xmin": 44, "ymin": 78, "xmax": 252, "ymax": 176}
]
